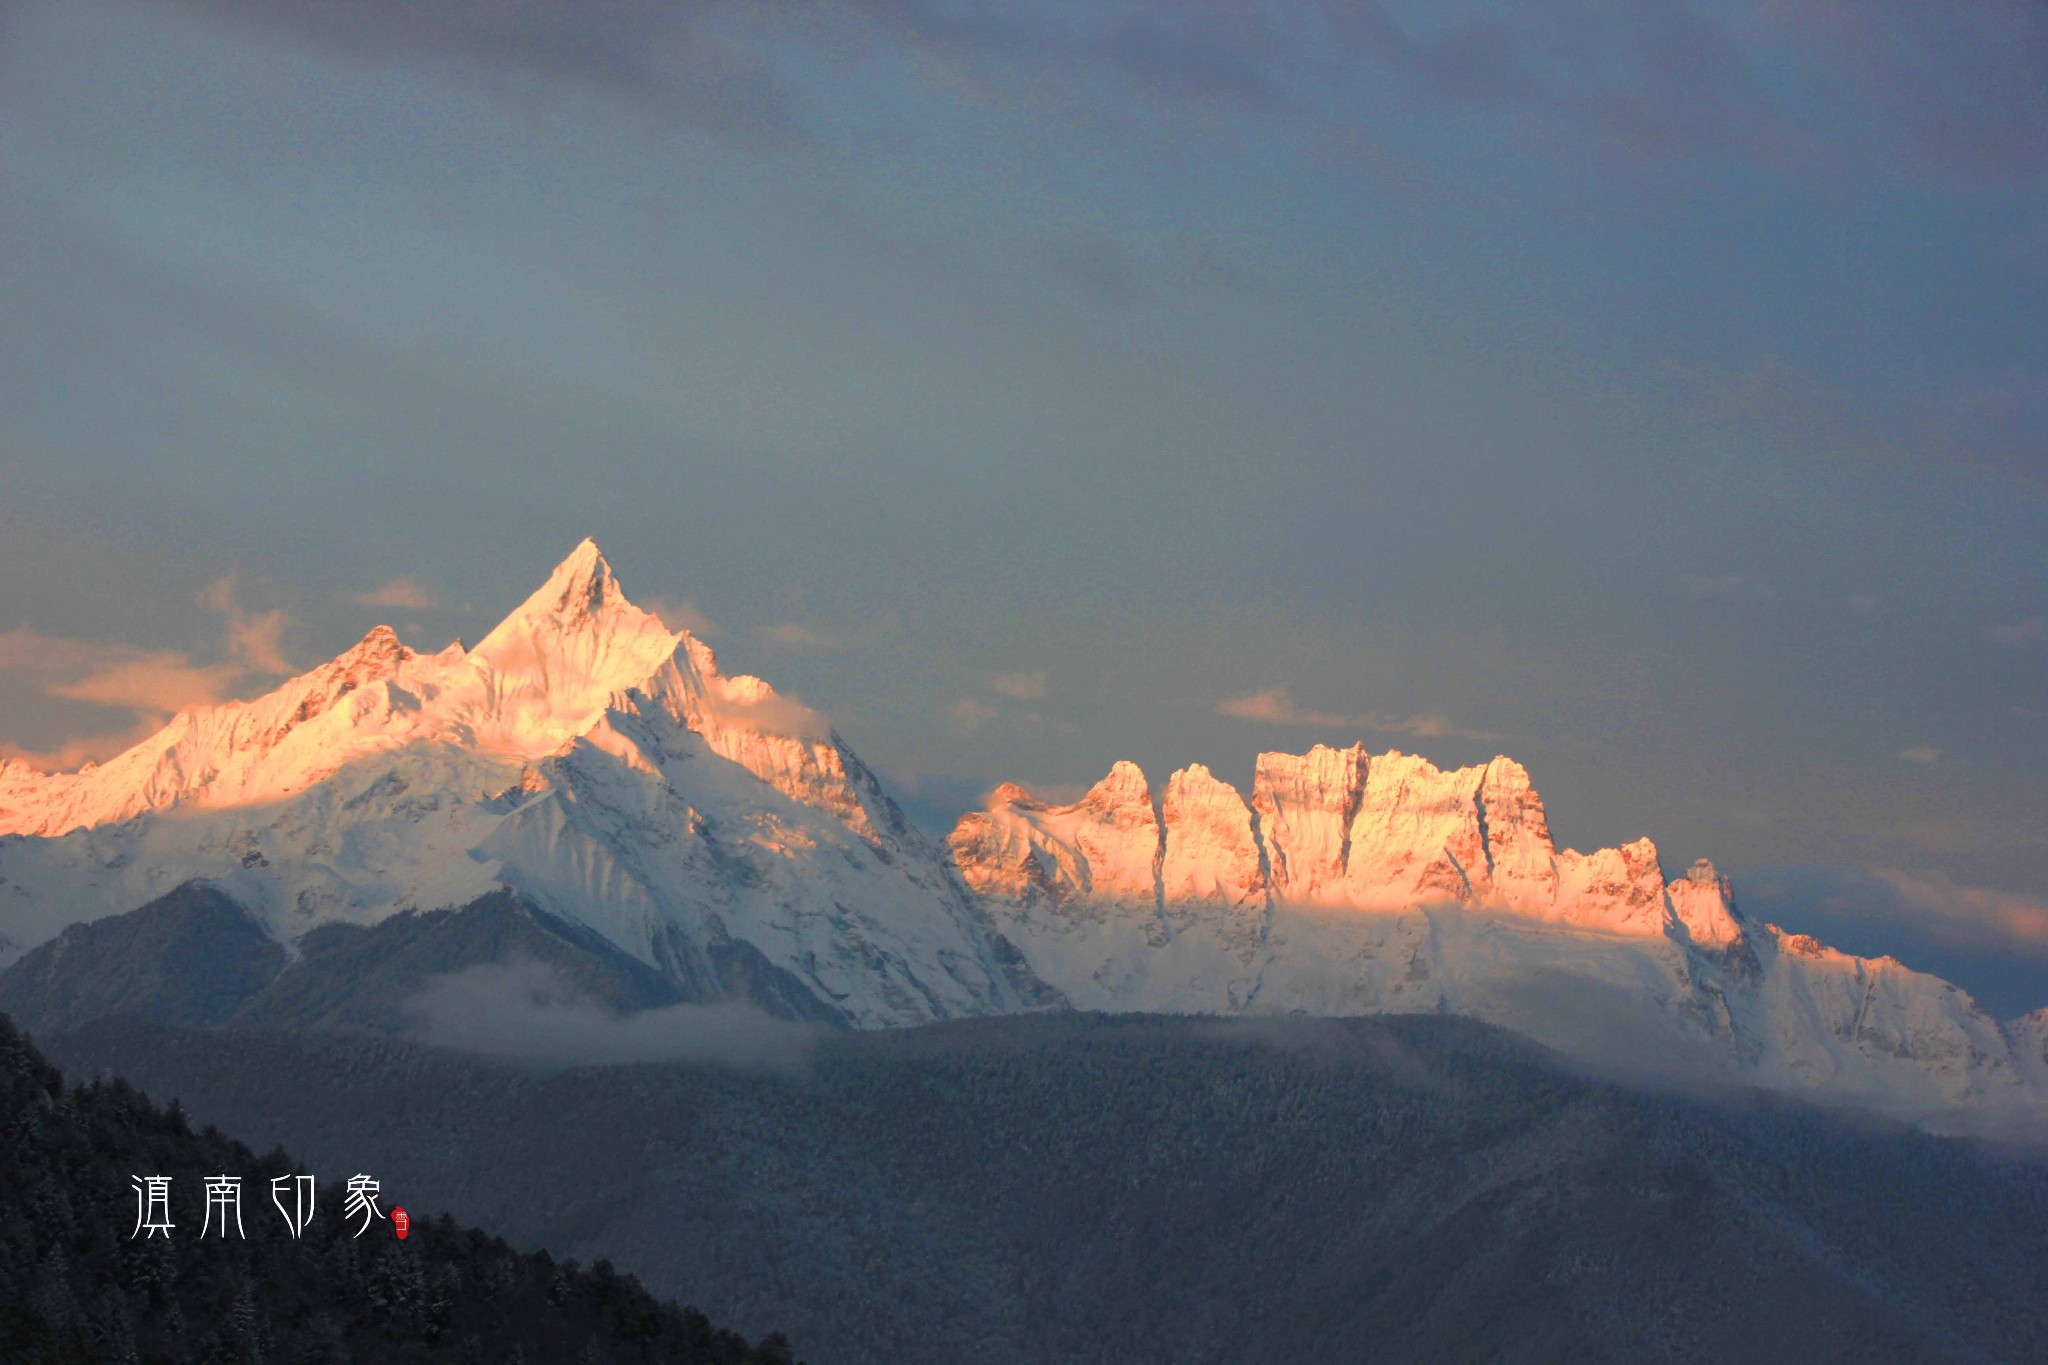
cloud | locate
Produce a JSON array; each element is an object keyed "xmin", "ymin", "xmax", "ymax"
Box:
[
  {"xmin": 403, "ymin": 959, "xmax": 826, "ymax": 1073},
  {"xmin": 0, "ymin": 717, "xmax": 171, "ymax": 773},
  {"xmin": 0, "ymin": 573, "xmax": 298, "ymax": 771},
  {"xmin": 1744, "ymin": 871, "xmax": 2048, "ymax": 965},
  {"xmin": 1739, "ymin": 865, "xmax": 2048, "ymax": 1021},
  {"xmin": 1219, "ymin": 684, "xmax": 1498, "ymax": 742},
  {"xmin": 1896, "ymin": 745, "xmax": 1941, "ymax": 767},
  {"xmin": 0, "ymin": 626, "xmax": 245, "ymax": 768},
  {"xmin": 983, "ymin": 670, "xmax": 1047, "ymax": 701},
  {"xmin": 1923, "ymin": 373, "xmax": 2048, "ymax": 485},
  {"xmin": 704, "ymin": 674, "xmax": 832, "ymax": 740},
  {"xmin": 1759, "ymin": 0, "xmax": 2048, "ymax": 178},
  {"xmin": 351, "ymin": 576, "xmax": 435, "ymax": 610},
  {"xmin": 1994, "ymin": 617, "xmax": 2045, "ymax": 645},
  {"xmin": 946, "ymin": 689, "xmax": 1061, "ymax": 736},
  {"xmin": 174, "ymin": 0, "xmax": 806, "ymax": 151},
  {"xmin": 840, "ymin": 0, "xmax": 2048, "ymax": 180},
  {"xmin": 1462, "ymin": 962, "xmax": 1741, "ymax": 1098},
  {"xmin": 199, "ymin": 574, "xmax": 294, "ymax": 674},
  {"xmin": 139, "ymin": 0, "xmax": 2048, "ymax": 187},
  {"xmin": 0, "ymin": 627, "xmax": 240, "ymax": 713},
  {"xmin": 642, "ymin": 596, "xmax": 718, "ymax": 638},
  {"xmin": 1869, "ymin": 868, "xmax": 2048, "ymax": 952},
  {"xmin": 948, "ymin": 697, "xmax": 1003, "ymax": 734}
]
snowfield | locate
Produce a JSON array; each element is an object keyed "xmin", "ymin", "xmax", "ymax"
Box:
[{"xmin": 2, "ymin": 541, "xmax": 2042, "ymax": 1131}]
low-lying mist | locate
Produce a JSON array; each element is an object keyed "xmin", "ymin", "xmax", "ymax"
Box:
[{"xmin": 402, "ymin": 958, "xmax": 827, "ymax": 1075}]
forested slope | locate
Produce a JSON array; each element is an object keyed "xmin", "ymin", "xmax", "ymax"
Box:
[
  {"xmin": 41, "ymin": 1011, "xmax": 2048, "ymax": 1365},
  {"xmin": 0, "ymin": 1012, "xmax": 800, "ymax": 1364}
]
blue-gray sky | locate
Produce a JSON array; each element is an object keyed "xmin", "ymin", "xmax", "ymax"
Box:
[{"xmin": 2, "ymin": 0, "xmax": 2045, "ymax": 1011}]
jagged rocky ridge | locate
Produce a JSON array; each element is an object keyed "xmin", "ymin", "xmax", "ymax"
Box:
[
  {"xmin": 0, "ymin": 541, "xmax": 2043, "ymax": 1130},
  {"xmin": 950, "ymin": 754, "xmax": 2048, "ymax": 1132}
]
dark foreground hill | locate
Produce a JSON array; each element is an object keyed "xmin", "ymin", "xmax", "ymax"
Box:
[
  {"xmin": 39, "ymin": 1011, "xmax": 2048, "ymax": 1365},
  {"xmin": 0, "ymin": 1013, "xmax": 799, "ymax": 1365}
]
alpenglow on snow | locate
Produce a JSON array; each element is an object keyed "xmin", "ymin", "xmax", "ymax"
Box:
[{"xmin": 1, "ymin": 542, "xmax": 2043, "ymax": 1131}]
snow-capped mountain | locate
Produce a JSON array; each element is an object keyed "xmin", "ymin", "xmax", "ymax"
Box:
[
  {"xmin": 0, "ymin": 541, "xmax": 1039, "ymax": 1027},
  {"xmin": 951, "ymin": 752, "xmax": 2047, "ymax": 1132},
  {"xmin": 1, "ymin": 541, "xmax": 2042, "ymax": 1131}
]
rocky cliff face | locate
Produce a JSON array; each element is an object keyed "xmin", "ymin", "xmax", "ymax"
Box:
[
  {"xmin": 951, "ymin": 747, "xmax": 2048, "ymax": 1133},
  {"xmin": 947, "ymin": 745, "xmax": 1728, "ymax": 945}
]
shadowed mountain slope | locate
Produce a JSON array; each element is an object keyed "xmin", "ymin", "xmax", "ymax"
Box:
[
  {"xmin": 0, "ymin": 882, "xmax": 285, "ymax": 1034},
  {"xmin": 0, "ymin": 883, "xmax": 710, "ymax": 1039}
]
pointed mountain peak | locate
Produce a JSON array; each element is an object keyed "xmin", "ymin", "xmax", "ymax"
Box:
[
  {"xmin": 1481, "ymin": 755, "xmax": 1533, "ymax": 788},
  {"xmin": 536, "ymin": 537, "xmax": 625, "ymax": 618},
  {"xmin": 340, "ymin": 623, "xmax": 408, "ymax": 663},
  {"xmin": 1668, "ymin": 856, "xmax": 1745, "ymax": 946},
  {"xmin": 1167, "ymin": 762, "xmax": 1236, "ymax": 795},
  {"xmin": 464, "ymin": 543, "xmax": 686, "ymax": 749},
  {"xmin": 1086, "ymin": 760, "xmax": 1152, "ymax": 807},
  {"xmin": 475, "ymin": 539, "xmax": 664, "ymax": 658}
]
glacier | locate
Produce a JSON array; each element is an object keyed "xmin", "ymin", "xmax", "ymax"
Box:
[{"xmin": 1, "ymin": 540, "xmax": 2043, "ymax": 1132}]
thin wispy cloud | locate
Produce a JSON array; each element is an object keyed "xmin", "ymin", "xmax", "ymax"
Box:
[
  {"xmin": 150, "ymin": 0, "xmax": 2048, "ymax": 183},
  {"xmin": 174, "ymin": 0, "xmax": 807, "ymax": 151},
  {"xmin": 351, "ymin": 576, "xmax": 435, "ymax": 611},
  {"xmin": 0, "ymin": 629, "xmax": 238, "ymax": 714},
  {"xmin": 949, "ymin": 665, "xmax": 1067, "ymax": 735},
  {"xmin": 839, "ymin": 0, "xmax": 2048, "ymax": 178},
  {"xmin": 1897, "ymin": 745, "xmax": 1941, "ymax": 767},
  {"xmin": 405, "ymin": 959, "xmax": 825, "ymax": 1073},
  {"xmin": 948, "ymin": 697, "xmax": 1003, "ymax": 735},
  {"xmin": 0, "ymin": 720, "xmax": 165, "ymax": 775},
  {"xmin": 1870, "ymin": 869, "xmax": 2048, "ymax": 952},
  {"xmin": 0, "ymin": 623, "xmax": 240, "ymax": 768},
  {"xmin": 643, "ymin": 597, "xmax": 718, "ymax": 639},
  {"xmin": 199, "ymin": 574, "xmax": 294, "ymax": 675},
  {"xmin": 1740, "ymin": 865, "xmax": 2048, "ymax": 1017},
  {"xmin": 1219, "ymin": 684, "xmax": 1498, "ymax": 742},
  {"xmin": 984, "ymin": 670, "xmax": 1047, "ymax": 701},
  {"xmin": 0, "ymin": 576, "xmax": 297, "ymax": 770},
  {"xmin": 1762, "ymin": 865, "xmax": 2048, "ymax": 964}
]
